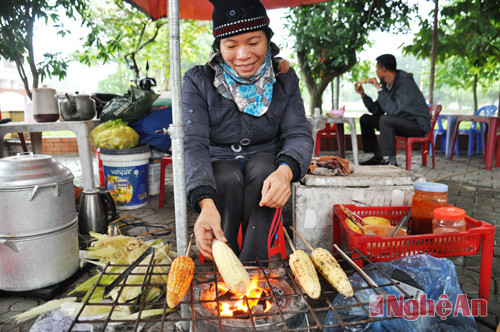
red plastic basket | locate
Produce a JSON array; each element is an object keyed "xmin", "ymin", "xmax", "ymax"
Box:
[{"xmin": 333, "ymin": 204, "xmax": 495, "ymax": 301}]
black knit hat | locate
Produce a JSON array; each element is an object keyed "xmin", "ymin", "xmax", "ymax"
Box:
[
  {"xmin": 209, "ymin": 0, "xmax": 270, "ymax": 39},
  {"xmin": 376, "ymin": 54, "xmax": 397, "ymax": 72}
]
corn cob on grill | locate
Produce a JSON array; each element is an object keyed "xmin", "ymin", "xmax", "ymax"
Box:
[
  {"xmin": 289, "ymin": 250, "xmax": 321, "ymax": 299},
  {"xmin": 310, "ymin": 248, "xmax": 353, "ymax": 297},
  {"xmin": 167, "ymin": 255, "xmax": 195, "ymax": 308},
  {"xmin": 212, "ymin": 239, "xmax": 250, "ymax": 296}
]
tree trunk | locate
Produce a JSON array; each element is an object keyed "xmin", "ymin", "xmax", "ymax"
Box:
[
  {"xmin": 334, "ymin": 76, "xmax": 340, "ymax": 109},
  {"xmin": 429, "ymin": 0, "xmax": 438, "ymax": 104},
  {"xmin": 473, "ymin": 74, "xmax": 478, "ymax": 113}
]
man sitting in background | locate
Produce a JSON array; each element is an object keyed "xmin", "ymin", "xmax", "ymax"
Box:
[{"xmin": 354, "ymin": 54, "xmax": 430, "ymax": 166}]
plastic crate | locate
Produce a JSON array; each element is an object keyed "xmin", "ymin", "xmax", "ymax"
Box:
[{"xmin": 333, "ymin": 204, "xmax": 495, "ymax": 301}]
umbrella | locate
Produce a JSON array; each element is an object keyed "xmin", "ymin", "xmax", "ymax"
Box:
[{"xmin": 126, "ymin": 0, "xmax": 329, "ymax": 20}]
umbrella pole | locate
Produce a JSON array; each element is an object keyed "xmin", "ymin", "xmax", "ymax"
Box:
[{"xmin": 168, "ymin": 0, "xmax": 190, "ymax": 330}]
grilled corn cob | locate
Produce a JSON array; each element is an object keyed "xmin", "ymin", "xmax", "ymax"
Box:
[
  {"xmin": 310, "ymin": 248, "xmax": 353, "ymax": 297},
  {"xmin": 167, "ymin": 255, "xmax": 194, "ymax": 308},
  {"xmin": 289, "ymin": 250, "xmax": 321, "ymax": 299},
  {"xmin": 212, "ymin": 239, "xmax": 250, "ymax": 296}
]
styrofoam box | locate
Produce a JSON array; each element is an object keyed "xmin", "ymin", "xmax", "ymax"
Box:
[{"xmin": 292, "ymin": 165, "xmax": 425, "ymax": 252}]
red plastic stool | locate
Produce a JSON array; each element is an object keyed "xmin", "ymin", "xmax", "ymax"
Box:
[
  {"xmin": 496, "ymin": 135, "xmax": 500, "ymax": 168},
  {"xmin": 315, "ymin": 123, "xmax": 338, "ymax": 156},
  {"xmin": 159, "ymin": 155, "xmax": 173, "ymax": 209},
  {"xmin": 96, "ymin": 147, "xmax": 105, "ymax": 188},
  {"xmin": 199, "ymin": 207, "xmax": 287, "ymax": 263}
]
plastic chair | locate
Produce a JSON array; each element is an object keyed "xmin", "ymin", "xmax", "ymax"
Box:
[
  {"xmin": 158, "ymin": 155, "xmax": 173, "ymax": 208},
  {"xmin": 457, "ymin": 105, "xmax": 497, "ymax": 156},
  {"xmin": 199, "ymin": 207, "xmax": 287, "ymax": 263},
  {"xmin": 396, "ymin": 104, "xmax": 443, "ymax": 170},
  {"xmin": 430, "ymin": 115, "xmax": 458, "ymax": 156}
]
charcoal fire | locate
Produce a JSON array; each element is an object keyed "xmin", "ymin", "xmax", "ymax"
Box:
[{"xmin": 194, "ymin": 267, "xmax": 306, "ymax": 331}]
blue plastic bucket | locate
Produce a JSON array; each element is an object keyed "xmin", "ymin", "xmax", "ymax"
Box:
[{"xmin": 100, "ymin": 145, "xmax": 151, "ymax": 210}]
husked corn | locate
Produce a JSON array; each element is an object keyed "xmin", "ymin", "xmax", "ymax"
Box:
[
  {"xmin": 310, "ymin": 248, "xmax": 353, "ymax": 297},
  {"xmin": 212, "ymin": 239, "xmax": 250, "ymax": 296},
  {"xmin": 289, "ymin": 250, "xmax": 321, "ymax": 299},
  {"xmin": 167, "ymin": 256, "xmax": 195, "ymax": 308}
]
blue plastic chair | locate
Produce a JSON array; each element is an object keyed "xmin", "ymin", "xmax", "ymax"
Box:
[
  {"xmin": 430, "ymin": 115, "xmax": 458, "ymax": 156},
  {"xmin": 457, "ymin": 105, "xmax": 497, "ymax": 156}
]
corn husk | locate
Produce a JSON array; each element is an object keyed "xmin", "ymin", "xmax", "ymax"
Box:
[{"xmin": 14, "ymin": 297, "xmax": 77, "ymax": 323}]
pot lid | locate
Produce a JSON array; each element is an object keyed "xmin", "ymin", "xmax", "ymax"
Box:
[{"xmin": 0, "ymin": 153, "xmax": 73, "ymax": 188}]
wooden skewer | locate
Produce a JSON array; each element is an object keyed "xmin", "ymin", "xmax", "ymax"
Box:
[
  {"xmin": 282, "ymin": 227, "xmax": 296, "ymax": 252},
  {"xmin": 289, "ymin": 226, "xmax": 314, "ymax": 252},
  {"xmin": 186, "ymin": 233, "xmax": 194, "ymax": 256},
  {"xmin": 333, "ymin": 244, "xmax": 378, "ymax": 288}
]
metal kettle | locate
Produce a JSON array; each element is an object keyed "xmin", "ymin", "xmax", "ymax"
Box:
[
  {"xmin": 78, "ymin": 189, "xmax": 117, "ymax": 233},
  {"xmin": 60, "ymin": 92, "xmax": 96, "ymax": 121}
]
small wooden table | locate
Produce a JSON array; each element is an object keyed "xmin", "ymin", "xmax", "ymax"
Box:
[
  {"xmin": 0, "ymin": 120, "xmax": 100, "ymax": 190},
  {"xmin": 308, "ymin": 115, "xmax": 359, "ymax": 165},
  {"xmin": 449, "ymin": 115, "xmax": 500, "ymax": 170}
]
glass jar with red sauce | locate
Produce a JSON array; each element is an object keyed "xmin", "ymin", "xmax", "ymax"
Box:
[
  {"xmin": 410, "ymin": 182, "xmax": 448, "ymax": 235},
  {"xmin": 432, "ymin": 207, "xmax": 467, "ymax": 234}
]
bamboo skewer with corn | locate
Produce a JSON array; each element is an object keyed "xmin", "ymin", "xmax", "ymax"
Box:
[
  {"xmin": 283, "ymin": 227, "xmax": 321, "ymax": 299},
  {"xmin": 212, "ymin": 239, "xmax": 250, "ymax": 296},
  {"xmin": 289, "ymin": 226, "xmax": 354, "ymax": 297},
  {"xmin": 167, "ymin": 234, "xmax": 195, "ymax": 308}
]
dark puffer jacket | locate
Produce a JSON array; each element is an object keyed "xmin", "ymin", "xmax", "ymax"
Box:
[
  {"xmin": 362, "ymin": 70, "xmax": 430, "ymax": 133},
  {"xmin": 182, "ymin": 63, "xmax": 314, "ymax": 210}
]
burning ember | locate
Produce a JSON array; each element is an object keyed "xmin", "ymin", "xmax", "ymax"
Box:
[
  {"xmin": 215, "ymin": 276, "xmax": 273, "ymax": 316},
  {"xmin": 197, "ymin": 268, "xmax": 297, "ymax": 320}
]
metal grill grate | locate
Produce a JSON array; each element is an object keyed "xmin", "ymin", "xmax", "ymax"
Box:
[{"xmin": 68, "ymin": 248, "xmax": 413, "ymax": 331}]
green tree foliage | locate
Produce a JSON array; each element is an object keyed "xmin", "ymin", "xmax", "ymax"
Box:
[
  {"xmin": 0, "ymin": 0, "xmax": 87, "ymax": 99},
  {"xmin": 285, "ymin": 0, "xmax": 414, "ymax": 112},
  {"xmin": 403, "ymin": 0, "xmax": 500, "ymax": 112},
  {"xmin": 76, "ymin": 0, "xmax": 212, "ymax": 93}
]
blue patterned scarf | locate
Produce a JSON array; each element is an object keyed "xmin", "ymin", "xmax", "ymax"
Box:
[{"xmin": 209, "ymin": 49, "xmax": 275, "ymax": 117}]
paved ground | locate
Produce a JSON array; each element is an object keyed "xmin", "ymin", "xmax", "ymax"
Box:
[{"xmin": 1, "ymin": 149, "xmax": 499, "ymax": 331}]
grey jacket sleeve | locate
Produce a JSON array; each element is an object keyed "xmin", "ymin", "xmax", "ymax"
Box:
[
  {"xmin": 182, "ymin": 68, "xmax": 218, "ymax": 209},
  {"xmin": 362, "ymin": 95, "xmax": 384, "ymax": 116}
]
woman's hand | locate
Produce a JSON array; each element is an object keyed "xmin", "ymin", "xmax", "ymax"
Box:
[
  {"xmin": 193, "ymin": 198, "xmax": 226, "ymax": 260},
  {"xmin": 259, "ymin": 164, "xmax": 293, "ymax": 209}
]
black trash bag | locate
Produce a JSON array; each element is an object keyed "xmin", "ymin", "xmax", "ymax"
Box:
[{"xmin": 100, "ymin": 85, "xmax": 159, "ymax": 123}]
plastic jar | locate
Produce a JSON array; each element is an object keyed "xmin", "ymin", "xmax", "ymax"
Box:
[
  {"xmin": 411, "ymin": 182, "xmax": 448, "ymax": 235},
  {"xmin": 432, "ymin": 207, "xmax": 467, "ymax": 234}
]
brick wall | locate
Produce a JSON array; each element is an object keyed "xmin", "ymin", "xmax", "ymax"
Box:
[{"xmin": 41, "ymin": 137, "xmax": 96, "ymax": 155}]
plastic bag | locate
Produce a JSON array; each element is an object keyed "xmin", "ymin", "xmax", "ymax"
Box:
[
  {"xmin": 324, "ymin": 254, "xmax": 478, "ymax": 331},
  {"xmin": 91, "ymin": 119, "xmax": 139, "ymax": 149},
  {"xmin": 129, "ymin": 106, "xmax": 172, "ymax": 153},
  {"xmin": 100, "ymin": 85, "xmax": 159, "ymax": 123}
]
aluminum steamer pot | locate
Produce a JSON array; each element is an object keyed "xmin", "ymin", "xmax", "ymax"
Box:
[{"xmin": 0, "ymin": 153, "xmax": 79, "ymax": 291}]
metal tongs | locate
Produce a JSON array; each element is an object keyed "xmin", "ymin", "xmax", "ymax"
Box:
[
  {"xmin": 339, "ymin": 205, "xmax": 376, "ymax": 235},
  {"xmin": 391, "ymin": 210, "xmax": 412, "ymax": 237}
]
